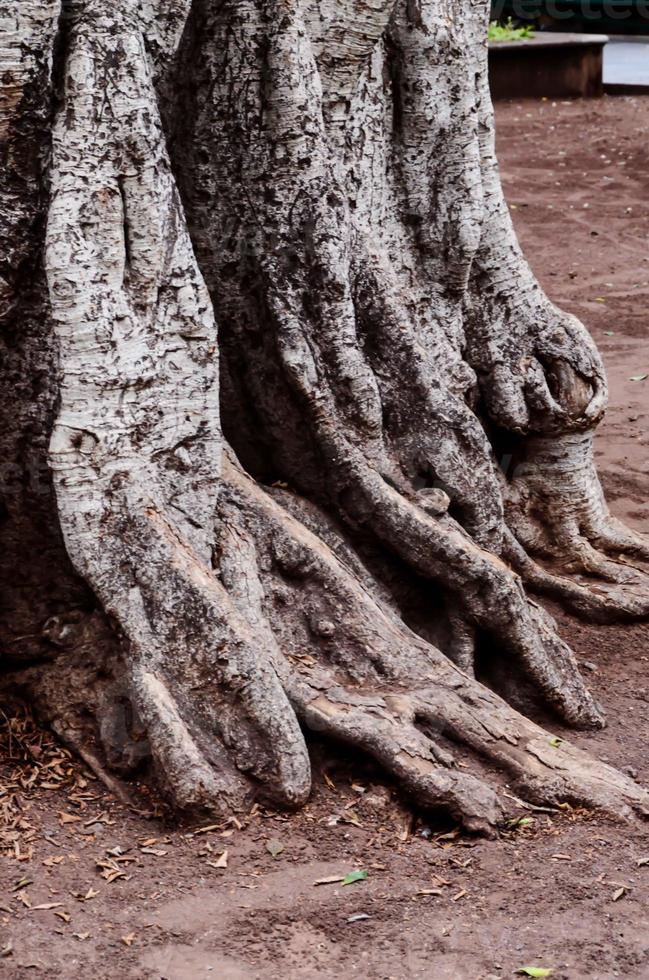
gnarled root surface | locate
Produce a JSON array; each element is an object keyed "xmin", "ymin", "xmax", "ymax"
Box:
[
  {"xmin": 504, "ymin": 431, "xmax": 649, "ymax": 618},
  {"xmin": 12, "ymin": 454, "xmax": 649, "ymax": 832},
  {"xmin": 1, "ymin": 0, "xmax": 649, "ymax": 833}
]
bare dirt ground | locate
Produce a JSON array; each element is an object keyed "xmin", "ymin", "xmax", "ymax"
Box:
[{"xmin": 2, "ymin": 95, "xmax": 649, "ymax": 980}]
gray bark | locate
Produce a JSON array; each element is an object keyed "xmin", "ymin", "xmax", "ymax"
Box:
[{"xmin": 1, "ymin": 0, "xmax": 648, "ymax": 831}]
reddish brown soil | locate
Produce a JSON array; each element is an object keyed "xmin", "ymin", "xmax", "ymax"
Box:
[{"xmin": 3, "ymin": 95, "xmax": 649, "ymax": 980}]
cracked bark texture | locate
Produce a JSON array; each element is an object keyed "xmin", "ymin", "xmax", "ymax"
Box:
[{"xmin": 1, "ymin": 0, "xmax": 649, "ymax": 831}]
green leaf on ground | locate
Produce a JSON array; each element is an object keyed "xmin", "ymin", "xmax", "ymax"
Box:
[
  {"xmin": 342, "ymin": 870, "xmax": 368, "ymax": 886},
  {"xmin": 517, "ymin": 968, "xmax": 553, "ymax": 978},
  {"xmin": 508, "ymin": 816, "xmax": 534, "ymax": 829}
]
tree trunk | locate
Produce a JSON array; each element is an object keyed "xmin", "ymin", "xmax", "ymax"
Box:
[{"xmin": 2, "ymin": 0, "xmax": 649, "ymax": 832}]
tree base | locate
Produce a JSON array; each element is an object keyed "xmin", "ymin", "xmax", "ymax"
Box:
[
  {"xmin": 5, "ymin": 456, "xmax": 648, "ymax": 835},
  {"xmin": 2, "ymin": 0, "xmax": 649, "ymax": 839}
]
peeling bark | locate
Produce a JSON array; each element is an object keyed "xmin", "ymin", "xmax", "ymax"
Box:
[{"xmin": 1, "ymin": 0, "xmax": 649, "ymax": 830}]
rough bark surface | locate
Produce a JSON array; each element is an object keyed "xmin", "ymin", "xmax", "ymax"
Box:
[{"xmin": 2, "ymin": 0, "xmax": 649, "ymax": 831}]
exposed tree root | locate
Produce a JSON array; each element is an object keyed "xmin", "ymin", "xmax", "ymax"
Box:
[
  {"xmin": 220, "ymin": 459, "xmax": 649, "ymax": 829},
  {"xmin": 8, "ymin": 454, "xmax": 649, "ymax": 831},
  {"xmin": 508, "ymin": 432, "xmax": 649, "ymax": 573},
  {"xmin": 505, "ymin": 432, "xmax": 649, "ymax": 620},
  {"xmin": 53, "ymin": 726, "xmax": 138, "ymax": 808}
]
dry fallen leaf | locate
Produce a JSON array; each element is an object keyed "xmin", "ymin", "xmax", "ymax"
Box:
[
  {"xmin": 450, "ymin": 857, "xmax": 472, "ymax": 869},
  {"xmin": 58, "ymin": 812, "xmax": 81, "ymax": 825},
  {"xmin": 43, "ymin": 856, "xmax": 65, "ymax": 868},
  {"xmin": 75, "ymin": 887, "xmax": 99, "ymax": 903},
  {"xmin": 96, "ymin": 858, "xmax": 128, "ymax": 883},
  {"xmin": 451, "ymin": 889, "xmax": 467, "ymax": 902},
  {"xmin": 121, "ymin": 933, "xmax": 136, "ymax": 947},
  {"xmin": 266, "ymin": 839, "xmax": 284, "ymax": 859},
  {"xmin": 191, "ymin": 824, "xmax": 221, "ymax": 836},
  {"xmin": 314, "ymin": 875, "xmax": 345, "ymax": 886},
  {"xmin": 612, "ymin": 887, "xmax": 627, "ymax": 902},
  {"xmin": 208, "ymin": 850, "xmax": 228, "ymax": 869},
  {"xmin": 29, "ymin": 903, "xmax": 64, "ymax": 912},
  {"xmin": 430, "ymin": 875, "xmax": 452, "ymax": 887}
]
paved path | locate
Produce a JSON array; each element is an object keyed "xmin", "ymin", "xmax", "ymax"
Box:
[{"xmin": 604, "ymin": 37, "xmax": 649, "ymax": 86}]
